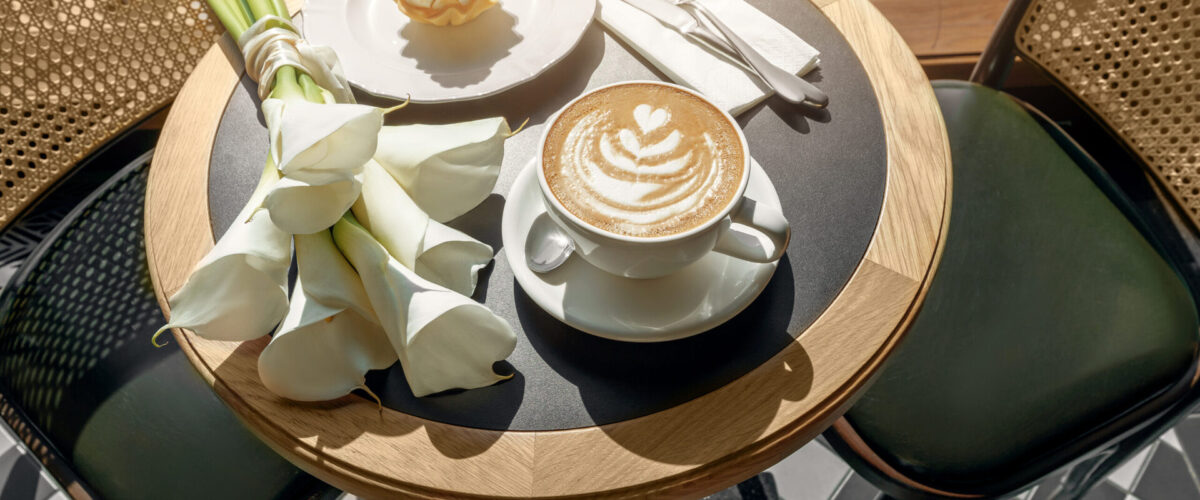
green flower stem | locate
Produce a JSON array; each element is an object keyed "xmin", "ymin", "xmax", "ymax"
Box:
[
  {"xmin": 271, "ymin": 66, "xmax": 305, "ymax": 102},
  {"xmin": 207, "ymin": 0, "xmax": 251, "ymax": 39},
  {"xmin": 207, "ymin": 0, "xmax": 329, "ymax": 105},
  {"xmin": 210, "ymin": 0, "xmax": 326, "ymax": 104},
  {"xmin": 271, "ymin": 0, "xmax": 291, "ymax": 19},
  {"xmin": 235, "ymin": 1, "xmax": 255, "ymax": 30},
  {"xmin": 245, "ymin": 0, "xmax": 278, "ymax": 21},
  {"xmin": 298, "ymin": 74, "xmax": 326, "ymax": 103}
]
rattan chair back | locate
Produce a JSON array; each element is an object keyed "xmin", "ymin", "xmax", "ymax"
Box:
[
  {"xmin": 1013, "ymin": 0, "xmax": 1199, "ymax": 227},
  {"xmin": 0, "ymin": 0, "xmax": 218, "ymax": 228}
]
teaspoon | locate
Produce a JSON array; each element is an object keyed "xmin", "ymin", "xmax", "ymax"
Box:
[{"xmin": 526, "ymin": 214, "xmax": 575, "ymax": 273}]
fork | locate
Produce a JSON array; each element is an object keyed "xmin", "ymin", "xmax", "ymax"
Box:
[{"xmin": 675, "ymin": 0, "xmax": 829, "ymax": 108}]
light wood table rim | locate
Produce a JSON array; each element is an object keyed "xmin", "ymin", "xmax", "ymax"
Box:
[{"xmin": 144, "ymin": 0, "xmax": 951, "ymax": 497}]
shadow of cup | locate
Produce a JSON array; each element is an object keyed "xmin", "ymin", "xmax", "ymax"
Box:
[
  {"xmin": 517, "ymin": 256, "xmax": 803, "ymax": 458},
  {"xmin": 596, "ymin": 346, "xmax": 813, "ymax": 466}
]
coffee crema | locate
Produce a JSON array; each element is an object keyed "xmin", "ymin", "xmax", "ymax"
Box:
[{"xmin": 542, "ymin": 83, "xmax": 745, "ymax": 238}]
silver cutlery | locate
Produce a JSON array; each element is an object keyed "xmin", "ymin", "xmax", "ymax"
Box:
[
  {"xmin": 674, "ymin": 0, "xmax": 829, "ymax": 108},
  {"xmin": 621, "ymin": 0, "xmax": 741, "ymax": 58},
  {"xmin": 620, "ymin": 0, "xmax": 828, "ymax": 108}
]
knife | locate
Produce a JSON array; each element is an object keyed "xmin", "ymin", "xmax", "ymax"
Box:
[
  {"xmin": 620, "ymin": 0, "xmax": 829, "ymax": 108},
  {"xmin": 619, "ymin": 0, "xmax": 740, "ymax": 59},
  {"xmin": 676, "ymin": 0, "xmax": 829, "ymax": 107}
]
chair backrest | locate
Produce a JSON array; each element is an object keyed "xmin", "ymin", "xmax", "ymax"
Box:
[
  {"xmin": 0, "ymin": 0, "xmax": 217, "ymax": 229},
  {"xmin": 1009, "ymin": 0, "xmax": 1199, "ymax": 228}
]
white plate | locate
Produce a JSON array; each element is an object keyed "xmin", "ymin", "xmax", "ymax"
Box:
[
  {"xmin": 501, "ymin": 159, "xmax": 782, "ymax": 342},
  {"xmin": 301, "ymin": 0, "xmax": 597, "ymax": 103}
]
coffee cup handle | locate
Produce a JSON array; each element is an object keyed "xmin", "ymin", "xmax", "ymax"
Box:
[{"xmin": 712, "ymin": 197, "xmax": 790, "ymax": 263}]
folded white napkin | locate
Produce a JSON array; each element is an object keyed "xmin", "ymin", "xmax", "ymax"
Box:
[{"xmin": 597, "ymin": 0, "xmax": 819, "ymax": 115}]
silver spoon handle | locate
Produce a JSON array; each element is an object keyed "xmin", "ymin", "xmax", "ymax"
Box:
[{"xmin": 678, "ymin": 0, "xmax": 828, "ymax": 108}]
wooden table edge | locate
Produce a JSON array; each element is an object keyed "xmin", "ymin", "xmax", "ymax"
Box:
[{"xmin": 143, "ymin": 0, "xmax": 952, "ymax": 497}]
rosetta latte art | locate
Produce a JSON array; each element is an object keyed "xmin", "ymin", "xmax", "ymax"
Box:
[{"xmin": 543, "ymin": 84, "xmax": 745, "ymax": 238}]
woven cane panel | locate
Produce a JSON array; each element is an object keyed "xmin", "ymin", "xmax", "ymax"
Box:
[
  {"xmin": 1015, "ymin": 0, "xmax": 1200, "ymax": 225},
  {"xmin": 0, "ymin": 0, "xmax": 217, "ymax": 228}
]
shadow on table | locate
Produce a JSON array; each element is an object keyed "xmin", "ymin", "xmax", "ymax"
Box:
[
  {"xmin": 399, "ymin": 7, "xmax": 522, "ymax": 89},
  {"xmin": 518, "ymin": 256, "xmax": 811, "ymax": 464},
  {"xmin": 212, "ymin": 337, "xmax": 523, "ymax": 460},
  {"xmin": 208, "ymin": 75, "xmax": 271, "ymax": 239},
  {"xmin": 447, "ymin": 193, "xmax": 507, "ymax": 258},
  {"xmin": 735, "ymin": 69, "xmax": 833, "ymax": 135},
  {"xmin": 358, "ymin": 24, "xmax": 605, "ymax": 128},
  {"xmin": 444, "ymin": 192, "xmax": 508, "ymax": 303}
]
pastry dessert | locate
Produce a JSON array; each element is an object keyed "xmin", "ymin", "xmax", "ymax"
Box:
[{"xmin": 395, "ymin": 0, "xmax": 500, "ymax": 26}]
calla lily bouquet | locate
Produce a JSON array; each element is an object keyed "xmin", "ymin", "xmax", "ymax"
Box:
[{"xmin": 156, "ymin": 0, "xmax": 519, "ymax": 401}]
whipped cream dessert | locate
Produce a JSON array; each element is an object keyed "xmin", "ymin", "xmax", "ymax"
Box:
[
  {"xmin": 543, "ymin": 83, "xmax": 745, "ymax": 238},
  {"xmin": 395, "ymin": 0, "xmax": 498, "ymax": 26}
]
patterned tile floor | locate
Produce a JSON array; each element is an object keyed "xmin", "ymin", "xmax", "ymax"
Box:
[
  {"xmin": 3, "ymin": 411, "xmax": 1197, "ymax": 500},
  {"xmin": 0, "ymin": 420, "xmax": 66, "ymax": 500},
  {"xmin": 697, "ymin": 408, "xmax": 1200, "ymax": 500}
]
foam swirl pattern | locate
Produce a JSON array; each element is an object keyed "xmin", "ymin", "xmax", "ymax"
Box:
[{"xmin": 543, "ymin": 84, "xmax": 745, "ymax": 238}]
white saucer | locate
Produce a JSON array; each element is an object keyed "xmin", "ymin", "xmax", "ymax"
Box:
[
  {"xmin": 501, "ymin": 160, "xmax": 782, "ymax": 342},
  {"xmin": 301, "ymin": 0, "xmax": 596, "ymax": 103}
]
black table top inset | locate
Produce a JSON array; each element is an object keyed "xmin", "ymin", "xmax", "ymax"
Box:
[{"xmin": 208, "ymin": 0, "xmax": 886, "ymax": 432}]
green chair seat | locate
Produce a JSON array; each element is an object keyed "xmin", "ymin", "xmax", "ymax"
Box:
[
  {"xmin": 0, "ymin": 153, "xmax": 329, "ymax": 500},
  {"xmin": 838, "ymin": 81, "xmax": 1199, "ymax": 495}
]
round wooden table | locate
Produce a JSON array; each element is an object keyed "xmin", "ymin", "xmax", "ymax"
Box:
[{"xmin": 144, "ymin": 0, "xmax": 951, "ymax": 497}]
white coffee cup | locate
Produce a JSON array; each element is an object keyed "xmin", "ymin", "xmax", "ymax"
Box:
[{"xmin": 535, "ymin": 81, "xmax": 790, "ymax": 279}]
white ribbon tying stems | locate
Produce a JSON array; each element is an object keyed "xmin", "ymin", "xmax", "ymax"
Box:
[{"xmin": 238, "ymin": 15, "xmax": 356, "ymax": 104}]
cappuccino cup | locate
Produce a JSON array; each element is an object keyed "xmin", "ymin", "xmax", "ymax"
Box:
[{"xmin": 536, "ymin": 81, "xmax": 790, "ymax": 279}]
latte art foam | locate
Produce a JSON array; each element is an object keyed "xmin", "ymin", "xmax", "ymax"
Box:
[{"xmin": 543, "ymin": 84, "xmax": 745, "ymax": 238}]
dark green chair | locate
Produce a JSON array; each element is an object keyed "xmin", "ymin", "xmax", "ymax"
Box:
[
  {"xmin": 0, "ymin": 146, "xmax": 334, "ymax": 500},
  {"xmin": 823, "ymin": 1, "xmax": 1200, "ymax": 498}
]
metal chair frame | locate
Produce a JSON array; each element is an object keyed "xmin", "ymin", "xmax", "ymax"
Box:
[{"xmin": 0, "ymin": 149, "xmax": 155, "ymax": 500}]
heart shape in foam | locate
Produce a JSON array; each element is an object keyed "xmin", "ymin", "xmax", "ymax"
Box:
[{"xmin": 633, "ymin": 104, "xmax": 669, "ymax": 134}]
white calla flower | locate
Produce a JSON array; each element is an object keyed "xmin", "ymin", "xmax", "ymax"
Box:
[
  {"xmin": 352, "ymin": 160, "xmax": 492, "ymax": 296},
  {"xmin": 332, "ymin": 215, "xmax": 516, "ymax": 398},
  {"xmin": 258, "ymin": 230, "xmax": 396, "ymax": 402},
  {"xmin": 260, "ymin": 98, "xmax": 389, "ymax": 234},
  {"xmin": 260, "ymin": 174, "xmax": 363, "ymax": 236},
  {"xmin": 374, "ymin": 117, "xmax": 511, "ymax": 222},
  {"xmin": 154, "ymin": 163, "xmax": 291, "ymax": 345}
]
